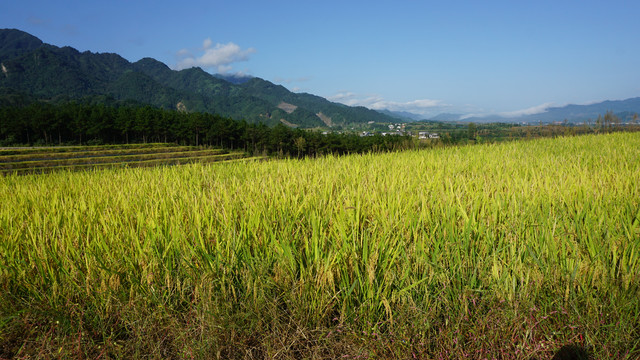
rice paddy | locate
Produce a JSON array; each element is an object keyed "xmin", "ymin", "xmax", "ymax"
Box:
[
  {"xmin": 0, "ymin": 143, "xmax": 256, "ymax": 175},
  {"xmin": 0, "ymin": 132, "xmax": 639, "ymax": 359}
]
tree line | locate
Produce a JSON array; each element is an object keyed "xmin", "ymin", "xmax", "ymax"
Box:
[{"xmin": 0, "ymin": 102, "xmax": 413, "ymax": 157}]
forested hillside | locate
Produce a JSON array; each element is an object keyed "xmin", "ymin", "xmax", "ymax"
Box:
[
  {"xmin": 0, "ymin": 29, "xmax": 397, "ymax": 127},
  {"xmin": 0, "ymin": 102, "xmax": 412, "ymax": 156}
]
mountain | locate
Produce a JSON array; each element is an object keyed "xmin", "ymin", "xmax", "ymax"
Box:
[
  {"xmin": 213, "ymin": 73, "xmax": 253, "ymax": 84},
  {"xmin": 377, "ymin": 109, "xmax": 425, "ymax": 122},
  {"xmin": 430, "ymin": 113, "xmax": 466, "ymax": 122},
  {"xmin": 0, "ymin": 29, "xmax": 44, "ymax": 61},
  {"xmin": 0, "ymin": 29, "xmax": 397, "ymax": 127},
  {"xmin": 382, "ymin": 100, "xmax": 640, "ymax": 125},
  {"xmin": 378, "ymin": 110, "xmax": 469, "ymax": 123},
  {"xmin": 534, "ymin": 98, "xmax": 640, "ymax": 123},
  {"xmin": 460, "ymin": 98, "xmax": 640, "ymax": 124}
]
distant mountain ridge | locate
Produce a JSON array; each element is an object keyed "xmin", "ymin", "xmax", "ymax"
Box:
[
  {"xmin": 441, "ymin": 99, "xmax": 640, "ymax": 123},
  {"xmin": 382, "ymin": 99, "xmax": 640, "ymax": 124},
  {"xmin": 0, "ymin": 28, "xmax": 395, "ymax": 127},
  {"xmin": 377, "ymin": 109, "xmax": 425, "ymax": 122}
]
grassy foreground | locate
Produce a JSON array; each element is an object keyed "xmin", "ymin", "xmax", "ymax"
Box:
[{"xmin": 1, "ymin": 133, "xmax": 639, "ymax": 359}]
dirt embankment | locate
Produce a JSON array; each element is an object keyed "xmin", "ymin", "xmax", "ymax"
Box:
[
  {"xmin": 279, "ymin": 119, "xmax": 299, "ymax": 128},
  {"xmin": 316, "ymin": 112, "xmax": 333, "ymax": 127},
  {"xmin": 277, "ymin": 102, "xmax": 298, "ymax": 114}
]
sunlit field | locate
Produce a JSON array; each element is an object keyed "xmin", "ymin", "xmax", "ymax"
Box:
[{"xmin": 1, "ymin": 132, "xmax": 639, "ymax": 359}]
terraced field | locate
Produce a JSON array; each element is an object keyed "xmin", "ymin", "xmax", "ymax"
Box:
[{"xmin": 0, "ymin": 143, "xmax": 260, "ymax": 175}]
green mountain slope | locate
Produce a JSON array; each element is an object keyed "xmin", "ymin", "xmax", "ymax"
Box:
[
  {"xmin": 0, "ymin": 29, "xmax": 397, "ymax": 127},
  {"xmin": 0, "ymin": 29, "xmax": 44, "ymax": 61}
]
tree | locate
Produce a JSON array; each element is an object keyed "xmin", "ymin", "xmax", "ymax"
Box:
[
  {"xmin": 116, "ymin": 107, "xmax": 133, "ymax": 143},
  {"xmin": 467, "ymin": 123, "xmax": 477, "ymax": 141},
  {"xmin": 604, "ymin": 110, "xmax": 619, "ymax": 130},
  {"xmin": 294, "ymin": 135, "xmax": 306, "ymax": 158},
  {"xmin": 270, "ymin": 123, "xmax": 292, "ymax": 156}
]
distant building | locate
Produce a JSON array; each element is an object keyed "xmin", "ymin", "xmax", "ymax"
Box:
[{"xmin": 419, "ymin": 131, "xmax": 439, "ymax": 139}]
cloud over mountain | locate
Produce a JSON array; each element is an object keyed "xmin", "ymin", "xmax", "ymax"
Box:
[
  {"xmin": 499, "ymin": 102, "xmax": 555, "ymax": 117},
  {"xmin": 176, "ymin": 39, "xmax": 256, "ymax": 73},
  {"xmin": 328, "ymin": 92, "xmax": 446, "ymax": 116}
]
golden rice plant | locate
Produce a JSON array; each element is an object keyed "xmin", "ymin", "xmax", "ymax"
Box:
[{"xmin": 0, "ymin": 132, "xmax": 638, "ymax": 358}]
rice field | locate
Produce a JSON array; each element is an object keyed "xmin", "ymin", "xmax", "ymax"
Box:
[
  {"xmin": 0, "ymin": 132, "xmax": 639, "ymax": 359},
  {"xmin": 0, "ymin": 143, "xmax": 255, "ymax": 175}
]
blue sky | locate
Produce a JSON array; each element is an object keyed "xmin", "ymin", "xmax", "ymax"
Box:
[{"xmin": 3, "ymin": 0, "xmax": 639, "ymax": 118}]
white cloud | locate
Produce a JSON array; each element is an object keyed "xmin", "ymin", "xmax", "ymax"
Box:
[
  {"xmin": 499, "ymin": 102, "xmax": 554, "ymax": 117},
  {"xmin": 217, "ymin": 64, "xmax": 233, "ymax": 73},
  {"xmin": 326, "ymin": 92, "xmax": 359, "ymax": 105},
  {"xmin": 175, "ymin": 40, "xmax": 256, "ymax": 73},
  {"xmin": 327, "ymin": 92, "xmax": 447, "ymax": 116},
  {"xmin": 176, "ymin": 48, "xmax": 191, "ymax": 57}
]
